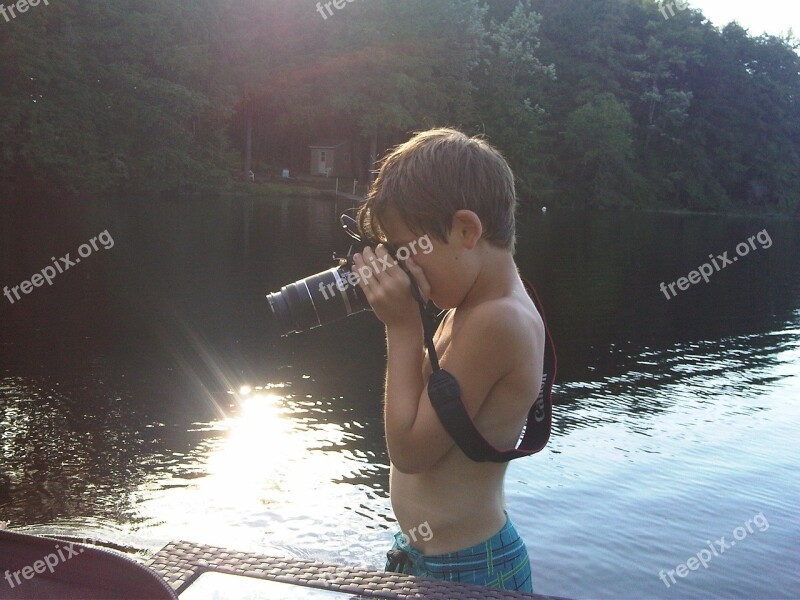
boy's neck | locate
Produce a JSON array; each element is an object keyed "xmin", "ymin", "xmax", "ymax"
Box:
[{"xmin": 457, "ymin": 245, "xmax": 519, "ymax": 312}]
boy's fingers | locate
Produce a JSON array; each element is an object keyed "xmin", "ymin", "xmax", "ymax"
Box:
[
  {"xmin": 351, "ymin": 254, "xmax": 373, "ymax": 296},
  {"xmin": 362, "ymin": 244, "xmax": 402, "ymax": 283},
  {"xmin": 355, "ymin": 248, "xmax": 379, "ymax": 284},
  {"xmin": 375, "ymin": 244, "xmax": 400, "ymax": 278},
  {"xmin": 361, "ymin": 247, "xmax": 380, "ymax": 277}
]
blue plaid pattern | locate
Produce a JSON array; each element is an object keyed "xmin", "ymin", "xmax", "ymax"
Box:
[{"xmin": 385, "ymin": 515, "xmax": 533, "ymax": 593}]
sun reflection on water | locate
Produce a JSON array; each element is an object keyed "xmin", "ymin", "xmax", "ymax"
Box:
[{"xmin": 138, "ymin": 384, "xmax": 371, "ymax": 552}]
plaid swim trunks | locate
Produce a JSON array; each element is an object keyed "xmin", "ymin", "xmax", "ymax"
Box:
[{"xmin": 385, "ymin": 514, "xmax": 533, "ymax": 593}]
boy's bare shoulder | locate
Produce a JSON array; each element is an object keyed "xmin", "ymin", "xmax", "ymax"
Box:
[
  {"xmin": 457, "ymin": 295, "xmax": 542, "ymax": 346},
  {"xmin": 442, "ymin": 294, "xmax": 544, "ymax": 449}
]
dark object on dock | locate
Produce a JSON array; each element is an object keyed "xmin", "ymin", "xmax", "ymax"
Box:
[{"xmin": 0, "ymin": 529, "xmax": 177, "ymax": 599}]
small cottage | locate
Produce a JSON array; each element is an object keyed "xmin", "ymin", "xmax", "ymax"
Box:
[{"xmin": 309, "ymin": 141, "xmax": 352, "ymax": 177}]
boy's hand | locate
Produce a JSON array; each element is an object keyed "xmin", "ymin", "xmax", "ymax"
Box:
[{"xmin": 351, "ymin": 244, "xmax": 430, "ymax": 328}]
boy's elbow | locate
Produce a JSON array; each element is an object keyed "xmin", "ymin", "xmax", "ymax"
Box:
[
  {"xmin": 390, "ymin": 459, "xmax": 425, "ymax": 475},
  {"xmin": 392, "ymin": 459, "xmax": 427, "ymax": 475},
  {"xmin": 388, "ymin": 447, "xmax": 436, "ymax": 474}
]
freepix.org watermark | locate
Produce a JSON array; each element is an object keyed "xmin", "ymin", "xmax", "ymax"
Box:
[
  {"xmin": 316, "ymin": 0, "xmax": 360, "ymax": 21},
  {"xmin": 0, "ymin": 0, "xmax": 49, "ymax": 24},
  {"xmin": 658, "ymin": 0, "xmax": 690, "ymax": 20},
  {"xmin": 658, "ymin": 512, "xmax": 769, "ymax": 588},
  {"xmin": 399, "ymin": 520, "xmax": 433, "ymax": 547},
  {"xmin": 4, "ymin": 539, "xmax": 97, "ymax": 591},
  {"xmin": 659, "ymin": 229, "xmax": 771, "ymax": 300},
  {"xmin": 3, "ymin": 230, "xmax": 114, "ymax": 305},
  {"xmin": 319, "ymin": 234, "xmax": 433, "ymax": 301}
]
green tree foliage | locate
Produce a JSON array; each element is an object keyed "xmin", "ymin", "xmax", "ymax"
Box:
[
  {"xmin": 562, "ymin": 93, "xmax": 638, "ymax": 208},
  {"xmin": 470, "ymin": 0, "xmax": 555, "ymax": 198},
  {"xmin": 0, "ymin": 0, "xmax": 233, "ymax": 195},
  {"xmin": 233, "ymin": 0, "xmax": 489, "ymax": 181},
  {"xmin": 0, "ymin": 0, "xmax": 797, "ymax": 214}
]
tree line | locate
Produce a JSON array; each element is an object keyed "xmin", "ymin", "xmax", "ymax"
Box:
[{"xmin": 1, "ymin": 0, "xmax": 798, "ymax": 214}]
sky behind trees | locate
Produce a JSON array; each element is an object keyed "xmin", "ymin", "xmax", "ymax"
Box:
[{"xmin": 691, "ymin": 0, "xmax": 798, "ymax": 38}]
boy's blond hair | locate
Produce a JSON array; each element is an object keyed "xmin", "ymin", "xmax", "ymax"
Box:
[{"xmin": 357, "ymin": 128, "xmax": 517, "ymax": 251}]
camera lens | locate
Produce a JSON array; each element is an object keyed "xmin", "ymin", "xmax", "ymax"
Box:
[{"xmin": 267, "ymin": 265, "xmax": 369, "ymax": 335}]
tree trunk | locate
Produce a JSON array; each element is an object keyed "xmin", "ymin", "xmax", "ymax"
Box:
[
  {"xmin": 368, "ymin": 128, "xmax": 378, "ymax": 184},
  {"xmin": 244, "ymin": 107, "xmax": 253, "ymax": 175}
]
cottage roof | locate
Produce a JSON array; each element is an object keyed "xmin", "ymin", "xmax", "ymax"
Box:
[{"xmin": 309, "ymin": 141, "xmax": 348, "ymax": 149}]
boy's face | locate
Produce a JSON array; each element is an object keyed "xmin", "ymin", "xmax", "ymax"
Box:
[{"xmin": 380, "ymin": 210, "xmax": 471, "ymax": 309}]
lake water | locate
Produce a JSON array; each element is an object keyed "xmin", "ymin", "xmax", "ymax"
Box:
[{"xmin": 1, "ymin": 195, "xmax": 798, "ymax": 599}]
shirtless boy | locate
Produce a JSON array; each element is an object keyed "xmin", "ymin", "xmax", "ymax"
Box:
[{"xmin": 352, "ymin": 128, "xmax": 545, "ymax": 593}]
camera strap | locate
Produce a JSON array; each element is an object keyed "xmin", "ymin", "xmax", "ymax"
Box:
[{"xmin": 408, "ymin": 276, "xmax": 556, "ymax": 463}]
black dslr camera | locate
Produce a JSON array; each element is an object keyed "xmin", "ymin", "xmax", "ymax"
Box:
[{"xmin": 267, "ymin": 213, "xmax": 382, "ymax": 336}]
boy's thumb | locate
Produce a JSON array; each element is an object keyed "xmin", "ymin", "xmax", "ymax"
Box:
[{"xmin": 403, "ymin": 257, "xmax": 430, "ymax": 302}]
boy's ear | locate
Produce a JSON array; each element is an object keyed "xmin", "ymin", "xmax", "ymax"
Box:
[{"xmin": 451, "ymin": 210, "xmax": 482, "ymax": 250}]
